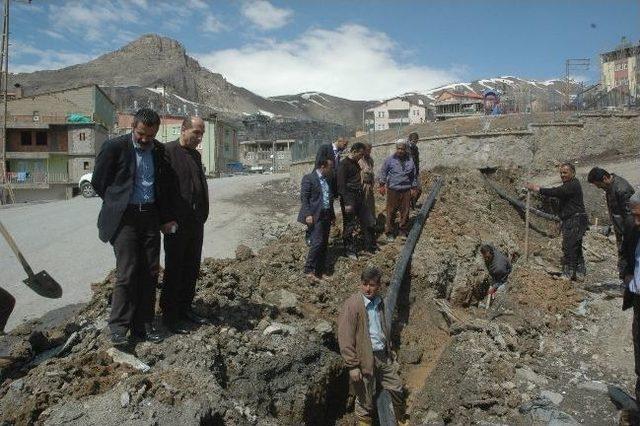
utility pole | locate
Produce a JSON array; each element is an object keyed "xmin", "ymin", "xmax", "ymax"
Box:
[
  {"xmin": 564, "ymin": 59, "xmax": 590, "ymax": 111},
  {"xmin": 0, "ymin": 0, "xmax": 10, "ymax": 203}
]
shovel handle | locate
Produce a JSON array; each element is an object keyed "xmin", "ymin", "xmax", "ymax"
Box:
[{"xmin": 0, "ymin": 219, "xmax": 35, "ymax": 277}]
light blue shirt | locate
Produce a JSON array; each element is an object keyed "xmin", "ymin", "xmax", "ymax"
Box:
[
  {"xmin": 362, "ymin": 294, "xmax": 385, "ymax": 351},
  {"xmin": 631, "ymin": 239, "xmax": 640, "ymax": 294},
  {"xmin": 129, "ymin": 135, "xmax": 155, "ymax": 204},
  {"xmin": 316, "ymin": 170, "xmax": 330, "ymax": 209}
]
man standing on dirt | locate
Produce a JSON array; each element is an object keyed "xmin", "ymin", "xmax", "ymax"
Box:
[
  {"xmin": 587, "ymin": 167, "xmax": 635, "ymax": 279},
  {"xmin": 407, "ymin": 132, "xmax": 421, "ymax": 209},
  {"xmin": 161, "ymin": 117, "xmax": 210, "ymax": 333},
  {"xmin": 92, "ymin": 108, "xmax": 177, "ymax": 346},
  {"xmin": 338, "ymin": 266, "xmax": 406, "ymax": 425},
  {"xmin": 359, "ymin": 143, "xmax": 376, "ymax": 228},
  {"xmin": 337, "ymin": 142, "xmax": 376, "ymax": 259},
  {"xmin": 298, "ymin": 158, "xmax": 335, "ymax": 283},
  {"xmin": 378, "ymin": 140, "xmax": 419, "ymax": 242},
  {"xmin": 526, "ymin": 163, "xmax": 588, "ymax": 281}
]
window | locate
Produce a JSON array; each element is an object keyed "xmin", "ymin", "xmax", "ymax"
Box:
[
  {"xmin": 20, "ymin": 131, "xmax": 31, "ymax": 146},
  {"xmin": 83, "ymin": 161, "xmax": 90, "ymax": 170},
  {"xmin": 78, "ymin": 132, "xmax": 86, "ymax": 141},
  {"xmin": 377, "ymin": 111, "xmax": 384, "ymax": 118},
  {"xmin": 172, "ymin": 127, "xmax": 180, "ymax": 135},
  {"xmin": 35, "ymin": 131, "xmax": 47, "ymax": 146}
]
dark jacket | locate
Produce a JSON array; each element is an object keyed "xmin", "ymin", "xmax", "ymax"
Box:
[
  {"xmin": 539, "ymin": 177, "xmax": 586, "ymax": 221},
  {"xmin": 297, "ymin": 170, "xmax": 335, "ymax": 224},
  {"xmin": 622, "ymin": 227, "xmax": 640, "ymax": 310},
  {"xmin": 336, "ymin": 156, "xmax": 363, "ymax": 206},
  {"xmin": 165, "ymin": 140, "xmax": 209, "ymax": 225},
  {"xmin": 92, "ymin": 133, "xmax": 175, "ymax": 243},
  {"xmin": 606, "ymin": 174, "xmax": 635, "ymax": 236},
  {"xmin": 408, "ymin": 142, "xmax": 420, "ymax": 173},
  {"xmin": 484, "ymin": 245, "xmax": 512, "ymax": 285}
]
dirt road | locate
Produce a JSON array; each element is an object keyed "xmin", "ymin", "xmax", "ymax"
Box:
[{"xmin": 0, "ymin": 174, "xmax": 297, "ymax": 331}]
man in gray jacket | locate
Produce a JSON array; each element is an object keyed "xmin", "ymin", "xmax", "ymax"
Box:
[
  {"xmin": 378, "ymin": 140, "xmax": 418, "ymax": 242},
  {"xmin": 588, "ymin": 167, "xmax": 635, "ymax": 278}
]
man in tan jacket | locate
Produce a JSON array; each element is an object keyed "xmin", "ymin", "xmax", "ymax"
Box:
[{"xmin": 338, "ymin": 266, "xmax": 405, "ymax": 425}]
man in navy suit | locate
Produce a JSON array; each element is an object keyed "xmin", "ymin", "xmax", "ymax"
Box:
[
  {"xmin": 298, "ymin": 158, "xmax": 335, "ymax": 283},
  {"xmin": 92, "ymin": 108, "xmax": 177, "ymax": 346}
]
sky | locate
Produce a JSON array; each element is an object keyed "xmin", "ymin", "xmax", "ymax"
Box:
[{"xmin": 8, "ymin": 0, "xmax": 640, "ymax": 100}]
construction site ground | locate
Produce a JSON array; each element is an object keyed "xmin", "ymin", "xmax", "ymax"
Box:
[
  {"xmin": 0, "ymin": 174, "xmax": 296, "ymax": 330},
  {"xmin": 1, "ymin": 153, "xmax": 639, "ymax": 424}
]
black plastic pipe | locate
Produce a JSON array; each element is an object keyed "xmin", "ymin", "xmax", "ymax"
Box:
[
  {"xmin": 377, "ymin": 176, "xmax": 444, "ymax": 425},
  {"xmin": 482, "ymin": 175, "xmax": 560, "ymax": 222}
]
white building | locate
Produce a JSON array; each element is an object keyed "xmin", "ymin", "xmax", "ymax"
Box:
[{"xmin": 364, "ymin": 94, "xmax": 433, "ymax": 133}]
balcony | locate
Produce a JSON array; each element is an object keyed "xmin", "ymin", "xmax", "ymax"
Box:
[{"xmin": 6, "ymin": 171, "xmax": 70, "ymax": 188}]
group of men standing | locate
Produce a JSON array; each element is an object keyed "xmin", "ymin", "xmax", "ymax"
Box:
[
  {"xmin": 92, "ymin": 109, "xmax": 209, "ymax": 346},
  {"xmin": 298, "ymin": 134, "xmax": 421, "ymax": 282}
]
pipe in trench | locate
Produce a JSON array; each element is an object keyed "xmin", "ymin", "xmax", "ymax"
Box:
[
  {"xmin": 481, "ymin": 175, "xmax": 560, "ymax": 222},
  {"xmin": 376, "ymin": 176, "xmax": 444, "ymax": 425}
]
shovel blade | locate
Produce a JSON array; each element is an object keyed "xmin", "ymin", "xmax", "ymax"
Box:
[{"xmin": 23, "ymin": 270, "xmax": 63, "ymax": 299}]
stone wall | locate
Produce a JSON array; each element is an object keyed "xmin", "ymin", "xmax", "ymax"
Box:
[{"xmin": 289, "ymin": 114, "xmax": 640, "ymax": 188}]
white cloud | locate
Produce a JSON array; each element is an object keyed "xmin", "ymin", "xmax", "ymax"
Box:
[
  {"xmin": 241, "ymin": 0, "xmax": 293, "ymax": 30},
  {"xmin": 48, "ymin": 1, "xmax": 136, "ymax": 43},
  {"xmin": 203, "ymin": 14, "xmax": 227, "ymax": 33},
  {"xmin": 41, "ymin": 30, "xmax": 66, "ymax": 41},
  {"xmin": 196, "ymin": 24, "xmax": 460, "ymax": 99},
  {"xmin": 10, "ymin": 42, "xmax": 95, "ymax": 73},
  {"xmin": 187, "ymin": 0, "xmax": 209, "ymax": 9}
]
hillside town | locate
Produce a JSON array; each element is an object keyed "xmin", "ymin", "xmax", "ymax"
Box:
[{"xmin": 0, "ymin": 1, "xmax": 640, "ymax": 425}]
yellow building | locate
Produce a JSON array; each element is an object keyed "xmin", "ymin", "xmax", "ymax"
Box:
[{"xmin": 600, "ymin": 41, "xmax": 640, "ymax": 104}]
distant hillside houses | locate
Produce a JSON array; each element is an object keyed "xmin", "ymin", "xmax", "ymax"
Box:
[{"xmin": 364, "ymin": 94, "xmax": 434, "ymax": 133}]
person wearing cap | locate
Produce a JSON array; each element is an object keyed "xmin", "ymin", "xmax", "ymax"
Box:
[
  {"xmin": 378, "ymin": 140, "xmax": 419, "ymax": 242},
  {"xmin": 587, "ymin": 167, "xmax": 635, "ymax": 279}
]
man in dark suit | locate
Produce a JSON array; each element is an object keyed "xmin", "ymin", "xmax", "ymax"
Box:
[
  {"xmin": 298, "ymin": 158, "xmax": 335, "ymax": 283},
  {"xmin": 92, "ymin": 108, "xmax": 176, "ymax": 346},
  {"xmin": 315, "ymin": 137, "xmax": 349, "ymax": 172},
  {"xmin": 161, "ymin": 117, "xmax": 209, "ymax": 332}
]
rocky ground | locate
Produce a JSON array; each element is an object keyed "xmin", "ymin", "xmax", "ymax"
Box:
[{"xmin": 0, "ymin": 168, "xmax": 635, "ymax": 425}]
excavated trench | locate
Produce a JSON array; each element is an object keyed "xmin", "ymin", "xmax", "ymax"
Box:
[{"xmin": 0, "ymin": 167, "xmax": 622, "ymax": 425}]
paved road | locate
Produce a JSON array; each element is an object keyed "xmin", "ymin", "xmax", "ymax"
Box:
[{"xmin": 0, "ymin": 174, "xmax": 291, "ymax": 330}]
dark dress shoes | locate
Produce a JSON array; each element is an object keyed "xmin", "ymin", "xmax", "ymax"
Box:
[
  {"xmin": 110, "ymin": 331, "xmax": 129, "ymax": 347},
  {"xmin": 132, "ymin": 324, "xmax": 164, "ymax": 344},
  {"xmin": 163, "ymin": 317, "xmax": 190, "ymax": 334},
  {"xmin": 184, "ymin": 309, "xmax": 208, "ymax": 325}
]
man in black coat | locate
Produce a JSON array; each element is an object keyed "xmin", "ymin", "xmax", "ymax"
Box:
[
  {"xmin": 588, "ymin": 167, "xmax": 635, "ymax": 278},
  {"xmin": 337, "ymin": 142, "xmax": 376, "ymax": 259},
  {"xmin": 298, "ymin": 158, "xmax": 335, "ymax": 283},
  {"xmin": 92, "ymin": 108, "xmax": 176, "ymax": 346},
  {"xmin": 161, "ymin": 117, "xmax": 210, "ymax": 332},
  {"xmin": 527, "ymin": 162, "xmax": 588, "ymax": 281},
  {"xmin": 407, "ymin": 132, "xmax": 421, "ymax": 208},
  {"xmin": 315, "ymin": 137, "xmax": 349, "ymax": 174}
]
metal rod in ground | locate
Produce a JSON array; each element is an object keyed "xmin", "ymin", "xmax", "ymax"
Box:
[
  {"xmin": 524, "ymin": 190, "xmax": 531, "ymax": 260},
  {"xmin": 376, "ymin": 176, "xmax": 444, "ymax": 425}
]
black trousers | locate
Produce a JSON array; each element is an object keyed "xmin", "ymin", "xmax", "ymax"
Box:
[
  {"xmin": 304, "ymin": 210, "xmax": 332, "ymax": 276},
  {"xmin": 161, "ymin": 220, "xmax": 204, "ymax": 321},
  {"xmin": 0, "ymin": 287, "xmax": 15, "ymax": 333},
  {"xmin": 633, "ymin": 295, "xmax": 640, "ymax": 401},
  {"xmin": 110, "ymin": 208, "xmax": 160, "ymax": 335},
  {"xmin": 561, "ymin": 215, "xmax": 587, "ymax": 271},
  {"xmin": 342, "ymin": 194, "xmax": 375, "ymax": 253}
]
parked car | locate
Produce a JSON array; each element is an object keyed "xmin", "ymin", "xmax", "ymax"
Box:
[{"xmin": 78, "ymin": 173, "xmax": 96, "ymax": 198}]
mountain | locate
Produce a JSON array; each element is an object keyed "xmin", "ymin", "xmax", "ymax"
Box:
[{"xmin": 8, "ymin": 34, "xmax": 367, "ymax": 128}]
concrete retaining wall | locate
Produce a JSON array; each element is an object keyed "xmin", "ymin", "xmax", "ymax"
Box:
[{"xmin": 289, "ymin": 115, "xmax": 640, "ymax": 188}]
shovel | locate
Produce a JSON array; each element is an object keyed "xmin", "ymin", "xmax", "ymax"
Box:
[{"xmin": 0, "ymin": 219, "xmax": 62, "ymax": 298}]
